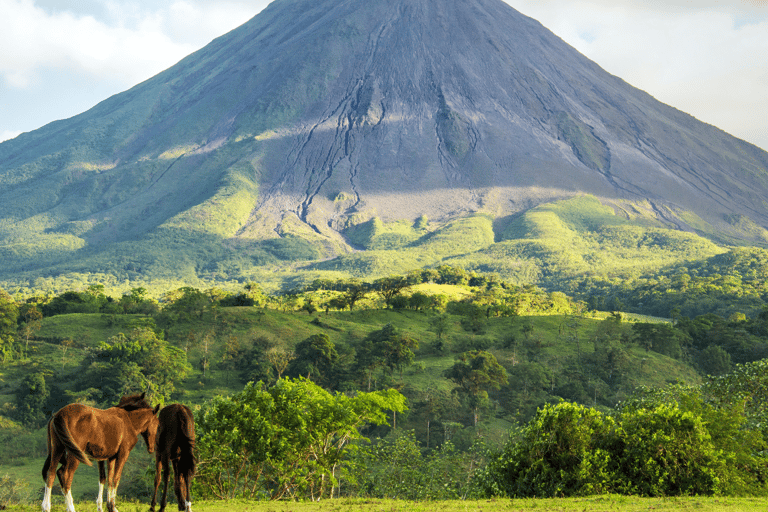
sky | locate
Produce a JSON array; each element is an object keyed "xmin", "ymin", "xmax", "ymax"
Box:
[{"xmin": 1, "ymin": 0, "xmax": 767, "ymax": 151}]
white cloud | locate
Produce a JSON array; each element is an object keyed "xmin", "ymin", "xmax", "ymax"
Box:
[
  {"xmin": 0, "ymin": 0, "xmax": 257, "ymax": 89},
  {"xmin": 504, "ymin": 0, "xmax": 768, "ymax": 149},
  {"xmin": 0, "ymin": 130, "xmax": 22, "ymax": 142}
]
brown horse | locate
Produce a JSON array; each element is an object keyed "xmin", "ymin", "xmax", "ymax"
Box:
[
  {"xmin": 42, "ymin": 393, "xmax": 160, "ymax": 512},
  {"xmin": 150, "ymin": 403, "xmax": 196, "ymax": 512}
]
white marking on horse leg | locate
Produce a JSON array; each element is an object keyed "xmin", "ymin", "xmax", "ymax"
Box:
[
  {"xmin": 185, "ymin": 501, "xmax": 192, "ymax": 512},
  {"xmin": 41, "ymin": 485, "xmax": 52, "ymax": 512},
  {"xmin": 96, "ymin": 482, "xmax": 104, "ymax": 512},
  {"xmin": 107, "ymin": 486, "xmax": 118, "ymax": 512},
  {"xmin": 64, "ymin": 489, "xmax": 76, "ymax": 512}
]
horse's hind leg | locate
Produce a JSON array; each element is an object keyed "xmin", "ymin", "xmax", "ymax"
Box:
[
  {"xmin": 42, "ymin": 453, "xmax": 57, "ymax": 512},
  {"xmin": 97, "ymin": 461, "xmax": 107, "ymax": 512},
  {"xmin": 181, "ymin": 469, "xmax": 193, "ymax": 512},
  {"xmin": 171, "ymin": 459, "xmax": 185, "ymax": 511},
  {"xmin": 159, "ymin": 458, "xmax": 171, "ymax": 512},
  {"xmin": 42, "ymin": 422, "xmax": 64, "ymax": 512},
  {"xmin": 57, "ymin": 455, "xmax": 80, "ymax": 512}
]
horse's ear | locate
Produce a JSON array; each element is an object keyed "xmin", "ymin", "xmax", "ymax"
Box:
[
  {"xmin": 153, "ymin": 404, "xmax": 161, "ymax": 415},
  {"xmin": 139, "ymin": 392, "xmax": 146, "ymax": 399}
]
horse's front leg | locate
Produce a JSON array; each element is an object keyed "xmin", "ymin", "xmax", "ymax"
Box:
[
  {"xmin": 107, "ymin": 453, "xmax": 130, "ymax": 512},
  {"xmin": 97, "ymin": 461, "xmax": 107, "ymax": 512},
  {"xmin": 149, "ymin": 456, "xmax": 162, "ymax": 512},
  {"xmin": 105, "ymin": 458, "xmax": 119, "ymax": 512}
]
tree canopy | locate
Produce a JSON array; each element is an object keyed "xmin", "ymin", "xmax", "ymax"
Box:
[{"xmin": 195, "ymin": 378, "xmax": 407, "ymax": 500}]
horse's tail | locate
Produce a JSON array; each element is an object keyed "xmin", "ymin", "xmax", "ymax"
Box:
[
  {"xmin": 52, "ymin": 412, "xmax": 93, "ymax": 466},
  {"xmin": 179, "ymin": 407, "xmax": 197, "ymax": 476}
]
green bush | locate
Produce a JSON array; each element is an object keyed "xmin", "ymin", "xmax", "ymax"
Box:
[
  {"xmin": 614, "ymin": 403, "xmax": 725, "ymax": 496},
  {"xmin": 482, "ymin": 389, "xmax": 768, "ymax": 498},
  {"xmin": 195, "ymin": 379, "xmax": 407, "ymax": 500},
  {"xmin": 345, "ymin": 430, "xmax": 486, "ymax": 500},
  {"xmin": 481, "ymin": 402, "xmax": 615, "ymax": 497}
]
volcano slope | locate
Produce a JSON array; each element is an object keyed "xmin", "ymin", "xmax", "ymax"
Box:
[{"xmin": 1, "ymin": 0, "xmax": 767, "ymax": 285}]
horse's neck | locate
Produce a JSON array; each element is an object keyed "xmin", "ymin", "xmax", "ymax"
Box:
[{"xmin": 127, "ymin": 409, "xmax": 154, "ymax": 431}]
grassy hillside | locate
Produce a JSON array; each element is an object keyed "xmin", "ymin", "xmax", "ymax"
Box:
[
  {"xmin": 0, "ymin": 291, "xmax": 700, "ymax": 451},
  {"xmin": 1, "ymin": 195, "xmax": 745, "ymax": 303}
]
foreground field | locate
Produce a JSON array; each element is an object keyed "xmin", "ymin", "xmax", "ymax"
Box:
[{"xmin": 7, "ymin": 497, "xmax": 768, "ymax": 512}]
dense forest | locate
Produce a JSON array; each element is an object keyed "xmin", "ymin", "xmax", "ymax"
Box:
[{"xmin": 1, "ymin": 261, "xmax": 768, "ymax": 505}]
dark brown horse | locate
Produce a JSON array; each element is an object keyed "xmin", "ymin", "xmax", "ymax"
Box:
[
  {"xmin": 42, "ymin": 393, "xmax": 160, "ymax": 512},
  {"xmin": 150, "ymin": 403, "xmax": 196, "ymax": 512}
]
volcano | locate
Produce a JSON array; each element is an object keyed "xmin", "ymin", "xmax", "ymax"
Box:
[{"xmin": 1, "ymin": 0, "xmax": 767, "ymax": 285}]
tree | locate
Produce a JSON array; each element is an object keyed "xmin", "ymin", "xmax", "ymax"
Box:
[
  {"xmin": 428, "ymin": 313, "xmax": 451, "ymax": 352},
  {"xmin": 379, "ymin": 324, "xmax": 418, "ymax": 379},
  {"xmin": 84, "ymin": 327, "xmax": 191, "ymax": 403},
  {"xmin": 15, "ymin": 370, "xmax": 51, "ymax": 427},
  {"xmin": 118, "ymin": 287, "xmax": 159, "ymax": 314},
  {"xmin": 231, "ymin": 335, "xmax": 275, "ymax": 383},
  {"xmin": 327, "ymin": 295, "xmax": 350, "ymax": 312},
  {"xmin": 301, "ymin": 297, "xmax": 317, "ymax": 315},
  {"xmin": 265, "ymin": 347, "xmax": 295, "ymax": 381},
  {"xmin": 220, "ymin": 335, "xmax": 242, "ymax": 385},
  {"xmin": 699, "ymin": 345, "xmax": 732, "ymax": 376},
  {"xmin": 482, "ymin": 389, "xmax": 763, "ymax": 498},
  {"xmin": 615, "ymin": 403, "xmax": 728, "ymax": 496},
  {"xmin": 373, "ymin": 275, "xmax": 413, "ymax": 309},
  {"xmin": 244, "ymin": 282, "xmax": 267, "ymax": 305},
  {"xmin": 356, "ymin": 324, "xmax": 418, "ymax": 384},
  {"xmin": 705, "ymin": 358, "xmax": 768, "ymax": 440},
  {"xmin": 631, "ymin": 322, "xmax": 688, "ymax": 359},
  {"xmin": 444, "ymin": 350, "xmax": 508, "ymax": 426},
  {"xmin": 343, "ymin": 280, "xmax": 369, "ymax": 311},
  {"xmin": 17, "ymin": 303, "xmax": 42, "ymax": 354},
  {"xmin": 435, "ymin": 265, "xmax": 468, "ymax": 285},
  {"xmin": 0, "ymin": 289, "xmax": 19, "ymax": 364},
  {"xmin": 508, "ymin": 362, "xmax": 552, "ymax": 400},
  {"xmin": 195, "ymin": 378, "xmax": 407, "ymax": 500},
  {"xmin": 408, "ymin": 292, "xmax": 434, "ymax": 312},
  {"xmin": 161, "ymin": 287, "xmax": 211, "ymax": 320},
  {"xmin": 288, "ymin": 333, "xmax": 339, "ymax": 388},
  {"xmin": 356, "ymin": 334, "xmax": 385, "ymax": 392}
]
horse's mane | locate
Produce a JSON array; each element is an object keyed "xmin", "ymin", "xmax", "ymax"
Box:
[{"xmin": 116, "ymin": 393, "xmax": 152, "ymax": 411}]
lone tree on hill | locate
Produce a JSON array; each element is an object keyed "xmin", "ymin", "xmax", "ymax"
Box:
[{"xmin": 444, "ymin": 350, "xmax": 508, "ymax": 426}]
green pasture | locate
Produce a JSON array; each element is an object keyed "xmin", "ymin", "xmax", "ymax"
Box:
[{"xmin": 5, "ymin": 496, "xmax": 767, "ymax": 512}]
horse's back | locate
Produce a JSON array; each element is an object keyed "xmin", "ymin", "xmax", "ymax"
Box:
[
  {"xmin": 158, "ymin": 404, "xmax": 195, "ymax": 442},
  {"xmin": 53, "ymin": 403, "xmax": 133, "ymax": 460},
  {"xmin": 157, "ymin": 404, "xmax": 196, "ymax": 472}
]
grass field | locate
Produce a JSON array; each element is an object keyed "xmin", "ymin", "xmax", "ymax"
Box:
[{"xmin": 6, "ymin": 496, "xmax": 768, "ymax": 512}]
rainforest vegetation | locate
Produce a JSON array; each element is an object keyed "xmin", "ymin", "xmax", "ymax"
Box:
[{"xmin": 1, "ymin": 254, "xmax": 768, "ymax": 507}]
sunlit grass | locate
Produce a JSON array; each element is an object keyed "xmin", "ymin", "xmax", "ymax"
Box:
[{"xmin": 6, "ymin": 496, "xmax": 768, "ymax": 512}]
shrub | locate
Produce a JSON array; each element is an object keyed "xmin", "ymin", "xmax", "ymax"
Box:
[
  {"xmin": 481, "ymin": 402, "xmax": 615, "ymax": 497},
  {"xmin": 614, "ymin": 403, "xmax": 725, "ymax": 496}
]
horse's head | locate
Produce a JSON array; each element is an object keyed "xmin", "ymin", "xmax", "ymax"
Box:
[{"xmin": 141, "ymin": 404, "xmax": 161, "ymax": 454}]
